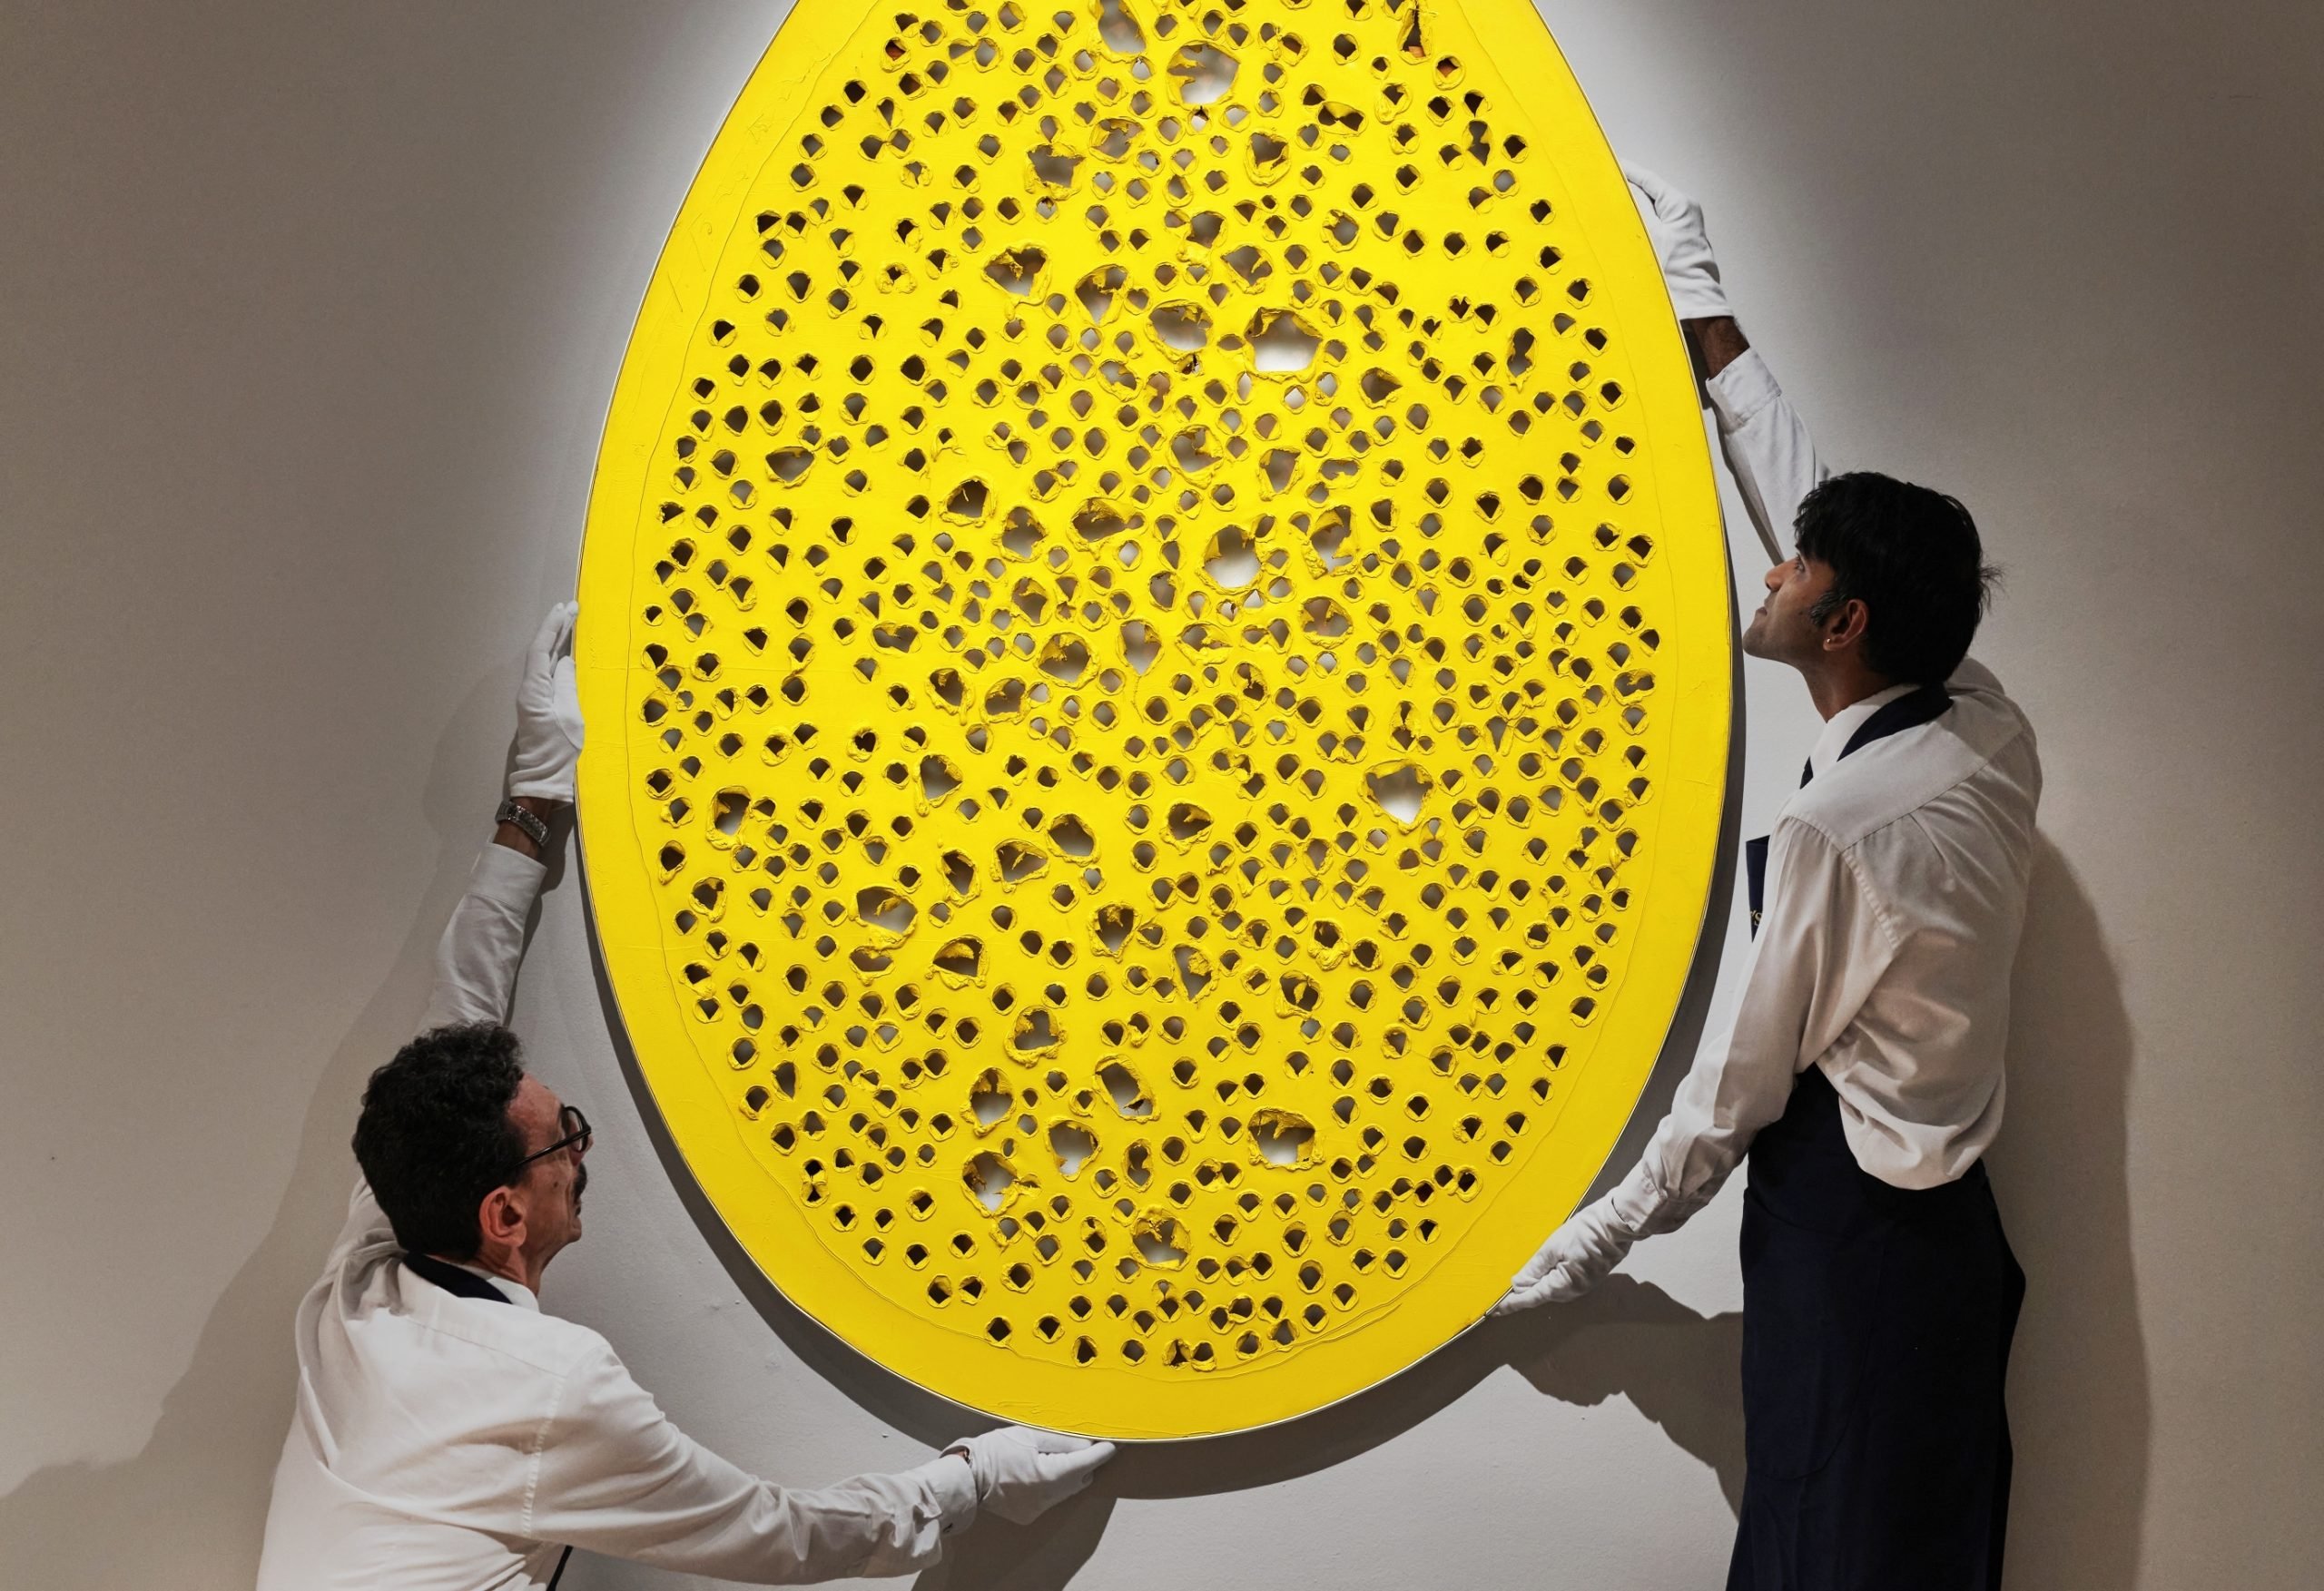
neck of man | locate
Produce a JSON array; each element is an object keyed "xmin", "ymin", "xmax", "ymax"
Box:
[
  {"xmin": 449, "ymin": 1244, "xmax": 543, "ymax": 1296},
  {"xmin": 1800, "ymin": 655, "xmax": 1900, "ymax": 722}
]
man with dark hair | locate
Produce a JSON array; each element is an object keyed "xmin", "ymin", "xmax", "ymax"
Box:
[
  {"xmin": 1789, "ymin": 470, "xmax": 1998, "ymax": 692},
  {"xmin": 1497, "ymin": 169, "xmax": 2040, "ymax": 1591},
  {"xmin": 257, "ymin": 604, "xmax": 1111, "ymax": 1589}
]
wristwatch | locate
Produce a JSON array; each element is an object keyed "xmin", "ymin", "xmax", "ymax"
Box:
[{"xmin": 495, "ymin": 798, "xmax": 552, "ymax": 850}]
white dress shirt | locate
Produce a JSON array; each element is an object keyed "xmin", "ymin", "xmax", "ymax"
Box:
[
  {"xmin": 1603, "ymin": 348, "xmax": 2043, "ymax": 1240},
  {"xmin": 255, "ymin": 842, "xmax": 977, "ymax": 1589}
]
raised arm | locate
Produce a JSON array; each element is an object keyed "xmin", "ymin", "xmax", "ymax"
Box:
[
  {"xmin": 334, "ymin": 604, "xmax": 586, "ymax": 1260},
  {"xmin": 419, "ymin": 603, "xmax": 583, "ymax": 1030},
  {"xmin": 1628, "ymin": 175, "xmax": 2013, "ymax": 709},
  {"xmin": 1698, "ymin": 326, "xmax": 1827, "ymax": 565},
  {"xmin": 1622, "ymin": 164, "xmax": 1829, "ymax": 564}
]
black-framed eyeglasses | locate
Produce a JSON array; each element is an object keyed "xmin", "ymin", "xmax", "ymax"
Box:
[{"xmin": 511, "ymin": 1105, "xmax": 591, "ymax": 1175}]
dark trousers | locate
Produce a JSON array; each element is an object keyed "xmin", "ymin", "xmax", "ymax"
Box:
[{"xmin": 1728, "ymin": 1068, "xmax": 2026, "ymax": 1591}]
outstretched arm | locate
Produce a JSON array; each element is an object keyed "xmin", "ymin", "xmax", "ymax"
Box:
[
  {"xmin": 1640, "ymin": 183, "xmax": 2006, "ymax": 705},
  {"xmin": 1694, "ymin": 321, "xmax": 1827, "ymax": 565},
  {"xmin": 334, "ymin": 604, "xmax": 586, "ymax": 1261},
  {"xmin": 517, "ymin": 1350, "xmax": 1111, "ymax": 1584},
  {"xmin": 1497, "ymin": 810, "xmax": 1897, "ymax": 1312},
  {"xmin": 1622, "ymin": 164, "xmax": 1830, "ymax": 562},
  {"xmin": 419, "ymin": 826, "xmax": 552, "ymax": 1030},
  {"xmin": 420, "ymin": 603, "xmax": 582, "ymax": 1030}
]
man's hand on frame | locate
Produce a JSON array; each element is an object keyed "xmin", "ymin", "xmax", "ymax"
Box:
[
  {"xmin": 952, "ymin": 1426, "xmax": 1116, "ymax": 1525},
  {"xmin": 1623, "ymin": 162, "xmax": 1731, "ymax": 323},
  {"xmin": 510, "ymin": 601, "xmax": 585, "ymax": 805},
  {"xmin": 1492, "ymin": 1194, "xmax": 1641, "ymax": 1315}
]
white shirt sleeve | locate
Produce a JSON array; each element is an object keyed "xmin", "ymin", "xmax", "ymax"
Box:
[
  {"xmin": 1705, "ymin": 346, "xmax": 1829, "ymax": 561},
  {"xmin": 329, "ymin": 842, "xmax": 550, "ymax": 1263},
  {"xmin": 525, "ymin": 1340, "xmax": 979, "ymax": 1582},
  {"xmin": 420, "ymin": 841, "xmax": 547, "ymax": 1029},
  {"xmin": 1607, "ymin": 809, "xmax": 1901, "ymax": 1236}
]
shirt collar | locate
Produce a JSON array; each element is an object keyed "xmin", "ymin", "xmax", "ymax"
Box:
[
  {"xmin": 1807, "ymin": 683, "xmax": 1917, "ymax": 781},
  {"xmin": 448, "ymin": 1259, "xmax": 541, "ymax": 1312}
]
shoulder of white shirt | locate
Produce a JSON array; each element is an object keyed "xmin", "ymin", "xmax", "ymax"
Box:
[
  {"xmin": 385, "ymin": 1252, "xmax": 622, "ymax": 1376},
  {"xmin": 1779, "ymin": 666, "xmax": 2034, "ymax": 853}
]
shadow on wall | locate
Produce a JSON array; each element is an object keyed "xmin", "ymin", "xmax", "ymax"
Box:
[
  {"xmin": 1987, "ymin": 838, "xmax": 2151, "ymax": 1589},
  {"xmin": 0, "ymin": 673, "xmax": 537, "ymax": 1590},
  {"xmin": 0, "ymin": 761, "xmax": 2138, "ymax": 1591},
  {"xmin": 897, "ymin": 1283, "xmax": 1745, "ymax": 1591},
  {"xmin": 878, "ymin": 838, "xmax": 2152, "ymax": 1590}
]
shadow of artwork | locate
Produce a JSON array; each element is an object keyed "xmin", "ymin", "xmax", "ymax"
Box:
[
  {"xmin": 586, "ymin": 808, "xmax": 2143, "ymax": 1590},
  {"xmin": 891, "ymin": 1283, "xmax": 1743, "ymax": 1591},
  {"xmin": 1066, "ymin": 1282, "xmax": 1740, "ymax": 1508},
  {"xmin": 0, "ymin": 673, "xmax": 542, "ymax": 1589},
  {"xmin": 0, "ymin": 692, "xmax": 2136, "ymax": 1591},
  {"xmin": 1985, "ymin": 838, "xmax": 2152, "ymax": 1588},
  {"xmin": 1502, "ymin": 1280, "xmax": 1747, "ymax": 1510},
  {"xmin": 911, "ymin": 1494, "xmax": 1119, "ymax": 1591}
]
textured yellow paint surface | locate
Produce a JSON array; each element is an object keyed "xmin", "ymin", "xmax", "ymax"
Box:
[{"xmin": 577, "ymin": 0, "xmax": 1728, "ymax": 1438}]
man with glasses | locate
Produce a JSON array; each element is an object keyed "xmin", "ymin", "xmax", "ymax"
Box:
[{"xmin": 256, "ymin": 604, "xmax": 1111, "ymax": 1590}]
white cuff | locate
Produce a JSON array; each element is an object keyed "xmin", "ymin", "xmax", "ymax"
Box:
[
  {"xmin": 1705, "ymin": 346, "xmax": 1784, "ymax": 434},
  {"xmin": 1606, "ymin": 1154, "xmax": 1707, "ymax": 1240},
  {"xmin": 907, "ymin": 1452, "xmax": 980, "ymax": 1536},
  {"xmin": 469, "ymin": 840, "xmax": 547, "ymax": 903}
]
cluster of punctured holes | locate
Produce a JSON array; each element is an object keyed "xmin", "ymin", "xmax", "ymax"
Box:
[{"xmin": 631, "ymin": 0, "xmax": 1667, "ymax": 1375}]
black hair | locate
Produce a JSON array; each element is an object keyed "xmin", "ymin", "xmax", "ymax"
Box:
[
  {"xmin": 352, "ymin": 1024, "xmax": 527, "ymax": 1259},
  {"xmin": 1794, "ymin": 471, "xmax": 2001, "ymax": 685}
]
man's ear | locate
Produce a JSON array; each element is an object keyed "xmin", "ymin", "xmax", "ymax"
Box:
[
  {"xmin": 1822, "ymin": 596, "xmax": 1872, "ymax": 653},
  {"xmin": 477, "ymin": 1183, "xmax": 527, "ymax": 1252}
]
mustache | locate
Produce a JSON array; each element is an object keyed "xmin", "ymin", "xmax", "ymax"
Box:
[{"xmin": 574, "ymin": 1163, "xmax": 589, "ymax": 1201}]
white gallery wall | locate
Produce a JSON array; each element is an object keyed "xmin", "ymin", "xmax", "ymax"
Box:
[{"xmin": 3, "ymin": 2, "xmax": 2318, "ymax": 1586}]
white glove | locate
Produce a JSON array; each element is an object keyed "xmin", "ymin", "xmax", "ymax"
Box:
[
  {"xmin": 509, "ymin": 602, "xmax": 585, "ymax": 802},
  {"xmin": 1622, "ymin": 162, "xmax": 1730, "ymax": 322},
  {"xmin": 952, "ymin": 1426, "xmax": 1115, "ymax": 1525},
  {"xmin": 1492, "ymin": 1193, "xmax": 1640, "ymax": 1314}
]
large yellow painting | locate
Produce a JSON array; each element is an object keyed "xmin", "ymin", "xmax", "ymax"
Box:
[{"xmin": 577, "ymin": 0, "xmax": 1728, "ymax": 1438}]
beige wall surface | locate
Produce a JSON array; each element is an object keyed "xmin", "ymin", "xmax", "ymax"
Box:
[{"xmin": 3, "ymin": 2, "xmax": 2318, "ymax": 1586}]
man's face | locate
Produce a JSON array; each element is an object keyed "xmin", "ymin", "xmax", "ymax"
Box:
[
  {"xmin": 1742, "ymin": 551, "xmax": 1839, "ymax": 669},
  {"xmin": 507, "ymin": 1072, "xmax": 588, "ymax": 1264}
]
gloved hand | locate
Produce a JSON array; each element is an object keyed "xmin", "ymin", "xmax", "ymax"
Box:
[
  {"xmin": 953, "ymin": 1426, "xmax": 1116, "ymax": 1525},
  {"xmin": 1492, "ymin": 1193, "xmax": 1640, "ymax": 1314},
  {"xmin": 509, "ymin": 601, "xmax": 585, "ymax": 803},
  {"xmin": 1622, "ymin": 163, "xmax": 1730, "ymax": 322}
]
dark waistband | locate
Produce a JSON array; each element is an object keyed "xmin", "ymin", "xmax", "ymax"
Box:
[{"xmin": 1750, "ymin": 1066, "xmax": 1992, "ymax": 1223}]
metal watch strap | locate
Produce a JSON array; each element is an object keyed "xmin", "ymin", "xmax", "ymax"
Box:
[{"xmin": 496, "ymin": 798, "xmax": 551, "ymax": 850}]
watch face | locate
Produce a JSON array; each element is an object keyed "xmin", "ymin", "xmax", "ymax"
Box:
[{"xmin": 576, "ymin": 0, "xmax": 1728, "ymax": 1439}]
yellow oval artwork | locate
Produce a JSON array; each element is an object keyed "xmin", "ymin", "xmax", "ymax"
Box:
[{"xmin": 577, "ymin": 0, "xmax": 1728, "ymax": 1438}]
